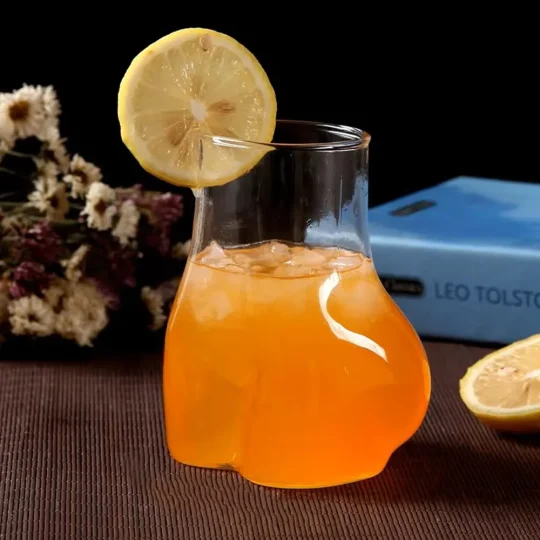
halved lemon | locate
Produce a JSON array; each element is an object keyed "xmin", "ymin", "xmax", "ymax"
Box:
[
  {"xmin": 118, "ymin": 28, "xmax": 277, "ymax": 188},
  {"xmin": 459, "ymin": 334, "xmax": 540, "ymax": 432}
]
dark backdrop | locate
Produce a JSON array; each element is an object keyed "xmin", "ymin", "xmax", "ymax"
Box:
[{"xmin": 1, "ymin": 11, "xmax": 538, "ymax": 223}]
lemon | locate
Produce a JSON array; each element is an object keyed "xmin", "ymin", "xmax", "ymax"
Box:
[
  {"xmin": 459, "ymin": 334, "xmax": 540, "ymax": 432},
  {"xmin": 118, "ymin": 28, "xmax": 277, "ymax": 188}
]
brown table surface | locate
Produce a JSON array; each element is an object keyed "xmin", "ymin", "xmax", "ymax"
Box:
[{"xmin": 1, "ymin": 341, "xmax": 540, "ymax": 539}]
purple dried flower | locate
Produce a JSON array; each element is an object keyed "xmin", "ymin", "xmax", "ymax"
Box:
[
  {"xmin": 144, "ymin": 227, "xmax": 171, "ymax": 257},
  {"xmin": 143, "ymin": 193, "xmax": 184, "ymax": 256},
  {"xmin": 22, "ymin": 221, "xmax": 62, "ymax": 264},
  {"xmin": 107, "ymin": 247, "xmax": 137, "ymax": 289},
  {"xmin": 82, "ymin": 235, "xmax": 138, "ymax": 309},
  {"xmin": 151, "ymin": 193, "xmax": 183, "ymax": 227},
  {"xmin": 9, "ymin": 261, "xmax": 52, "ymax": 298},
  {"xmin": 9, "ymin": 282, "xmax": 28, "ymax": 299},
  {"xmin": 90, "ymin": 278, "xmax": 121, "ymax": 310},
  {"xmin": 116, "ymin": 184, "xmax": 144, "ymax": 205}
]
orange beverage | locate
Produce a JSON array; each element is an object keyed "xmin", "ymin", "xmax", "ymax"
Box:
[{"xmin": 164, "ymin": 240, "xmax": 430, "ymax": 488}]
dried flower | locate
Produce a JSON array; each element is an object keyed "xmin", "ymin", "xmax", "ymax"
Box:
[
  {"xmin": 106, "ymin": 246, "xmax": 137, "ymax": 289},
  {"xmin": 83, "ymin": 181, "xmax": 116, "ymax": 230},
  {"xmin": 145, "ymin": 193, "xmax": 184, "ymax": 255},
  {"xmin": 141, "ymin": 286, "xmax": 167, "ymax": 330},
  {"xmin": 28, "ymin": 175, "xmax": 70, "ymax": 220},
  {"xmin": 63, "ymin": 244, "xmax": 90, "ymax": 282},
  {"xmin": 22, "ymin": 221, "xmax": 62, "ymax": 264},
  {"xmin": 151, "ymin": 192, "xmax": 184, "ymax": 226},
  {"xmin": 43, "ymin": 280, "xmax": 65, "ymax": 311},
  {"xmin": 41, "ymin": 85, "xmax": 61, "ymax": 128},
  {"xmin": 33, "ymin": 158, "xmax": 59, "ymax": 180},
  {"xmin": 8, "ymin": 295, "xmax": 56, "ymax": 337},
  {"xmin": 83, "ymin": 237, "xmax": 138, "ymax": 309},
  {"xmin": 9, "ymin": 261, "xmax": 52, "ymax": 298},
  {"xmin": 0, "ymin": 117, "xmax": 15, "ymax": 147},
  {"xmin": 172, "ymin": 239, "xmax": 192, "ymax": 259},
  {"xmin": 64, "ymin": 154, "xmax": 102, "ymax": 198},
  {"xmin": 112, "ymin": 200, "xmax": 140, "ymax": 246},
  {"xmin": 157, "ymin": 277, "xmax": 180, "ymax": 305},
  {"xmin": 91, "ymin": 279, "xmax": 121, "ymax": 310},
  {"xmin": 40, "ymin": 126, "xmax": 69, "ymax": 173},
  {"xmin": 54, "ymin": 279, "xmax": 108, "ymax": 346},
  {"xmin": 0, "ymin": 83, "xmax": 188, "ymax": 348},
  {"xmin": 0, "ymin": 85, "xmax": 48, "ymax": 139},
  {"xmin": 0, "ymin": 215, "xmax": 23, "ymax": 233}
]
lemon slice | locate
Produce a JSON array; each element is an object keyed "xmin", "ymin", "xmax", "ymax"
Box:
[
  {"xmin": 118, "ymin": 28, "xmax": 277, "ymax": 188},
  {"xmin": 459, "ymin": 334, "xmax": 540, "ymax": 432}
]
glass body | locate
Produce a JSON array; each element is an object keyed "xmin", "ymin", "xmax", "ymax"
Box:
[{"xmin": 164, "ymin": 120, "xmax": 431, "ymax": 489}]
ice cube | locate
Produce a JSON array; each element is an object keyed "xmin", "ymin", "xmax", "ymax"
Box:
[
  {"xmin": 228, "ymin": 252, "xmax": 254, "ymax": 269},
  {"xmin": 222, "ymin": 263, "xmax": 244, "ymax": 274},
  {"xmin": 250, "ymin": 242, "xmax": 289, "ymax": 269},
  {"xmin": 327, "ymin": 256, "xmax": 362, "ymax": 270},
  {"xmin": 268, "ymin": 241, "xmax": 292, "ymax": 262},
  {"xmin": 200, "ymin": 241, "xmax": 236, "ymax": 269},
  {"xmin": 288, "ymin": 248, "xmax": 328, "ymax": 268},
  {"xmin": 194, "ymin": 290, "xmax": 234, "ymax": 323}
]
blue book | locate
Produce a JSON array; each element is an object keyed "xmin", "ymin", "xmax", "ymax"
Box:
[{"xmin": 369, "ymin": 176, "xmax": 540, "ymax": 345}]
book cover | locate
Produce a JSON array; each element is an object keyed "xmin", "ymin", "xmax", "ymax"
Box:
[{"xmin": 369, "ymin": 176, "xmax": 540, "ymax": 344}]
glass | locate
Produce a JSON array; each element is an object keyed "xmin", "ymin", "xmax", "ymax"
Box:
[{"xmin": 164, "ymin": 120, "xmax": 431, "ymax": 489}]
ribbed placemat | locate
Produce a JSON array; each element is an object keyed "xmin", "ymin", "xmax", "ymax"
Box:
[{"xmin": 1, "ymin": 342, "xmax": 539, "ymax": 539}]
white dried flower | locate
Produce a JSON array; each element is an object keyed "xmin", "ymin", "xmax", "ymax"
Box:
[
  {"xmin": 54, "ymin": 279, "xmax": 108, "ymax": 347},
  {"xmin": 62, "ymin": 244, "xmax": 90, "ymax": 282},
  {"xmin": 0, "ymin": 282, "xmax": 9, "ymax": 325},
  {"xmin": 141, "ymin": 286, "xmax": 167, "ymax": 330},
  {"xmin": 39, "ymin": 126, "xmax": 69, "ymax": 173},
  {"xmin": 8, "ymin": 295, "xmax": 56, "ymax": 337},
  {"xmin": 41, "ymin": 85, "xmax": 61, "ymax": 127},
  {"xmin": 0, "ymin": 85, "xmax": 47, "ymax": 139},
  {"xmin": 172, "ymin": 239, "xmax": 192, "ymax": 259},
  {"xmin": 28, "ymin": 173, "xmax": 69, "ymax": 220},
  {"xmin": 0, "ymin": 110, "xmax": 15, "ymax": 163},
  {"xmin": 64, "ymin": 154, "xmax": 103, "ymax": 198},
  {"xmin": 112, "ymin": 200, "xmax": 140, "ymax": 246},
  {"xmin": 43, "ymin": 281, "xmax": 66, "ymax": 311},
  {"xmin": 83, "ymin": 181, "xmax": 117, "ymax": 230},
  {"xmin": 0, "ymin": 215, "xmax": 23, "ymax": 232},
  {"xmin": 0, "ymin": 110, "xmax": 15, "ymax": 143},
  {"xmin": 33, "ymin": 157, "xmax": 59, "ymax": 179}
]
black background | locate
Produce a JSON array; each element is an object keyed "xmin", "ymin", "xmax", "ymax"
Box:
[{"xmin": 1, "ymin": 11, "xmax": 538, "ymax": 222}]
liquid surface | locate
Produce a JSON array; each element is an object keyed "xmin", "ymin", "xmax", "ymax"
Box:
[
  {"xmin": 164, "ymin": 241, "xmax": 431, "ymax": 488},
  {"xmin": 198, "ymin": 240, "xmax": 365, "ymax": 277}
]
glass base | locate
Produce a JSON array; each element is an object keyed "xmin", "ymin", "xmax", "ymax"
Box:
[{"xmin": 167, "ymin": 450, "xmax": 395, "ymax": 490}]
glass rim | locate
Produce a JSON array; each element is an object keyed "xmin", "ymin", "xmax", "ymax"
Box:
[{"xmin": 210, "ymin": 119, "xmax": 371, "ymax": 151}]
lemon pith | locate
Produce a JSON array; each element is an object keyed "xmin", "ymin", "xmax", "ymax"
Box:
[
  {"xmin": 459, "ymin": 334, "xmax": 540, "ymax": 432},
  {"xmin": 118, "ymin": 28, "xmax": 277, "ymax": 188}
]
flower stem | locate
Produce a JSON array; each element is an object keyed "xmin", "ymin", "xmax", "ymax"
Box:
[
  {"xmin": 7, "ymin": 150, "xmax": 36, "ymax": 159},
  {"xmin": 51, "ymin": 218, "xmax": 80, "ymax": 226},
  {"xmin": 0, "ymin": 167, "xmax": 21, "ymax": 177},
  {"xmin": 0, "ymin": 202, "xmax": 22, "ymax": 208}
]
